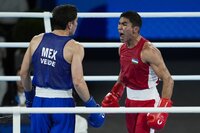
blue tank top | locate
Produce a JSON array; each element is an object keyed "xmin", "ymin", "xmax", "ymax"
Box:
[{"xmin": 32, "ymin": 33, "xmax": 73, "ymax": 90}]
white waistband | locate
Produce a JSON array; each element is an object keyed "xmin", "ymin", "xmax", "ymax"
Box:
[
  {"xmin": 35, "ymin": 87, "xmax": 73, "ymax": 98},
  {"xmin": 126, "ymin": 87, "xmax": 160, "ymax": 101}
]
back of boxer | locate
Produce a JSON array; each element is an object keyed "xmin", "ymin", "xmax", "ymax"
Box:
[{"xmin": 20, "ymin": 4, "xmax": 105, "ymax": 133}]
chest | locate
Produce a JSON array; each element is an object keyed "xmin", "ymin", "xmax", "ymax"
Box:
[
  {"xmin": 120, "ymin": 47, "xmax": 141, "ymax": 65},
  {"xmin": 120, "ymin": 46, "xmax": 150, "ymax": 73}
]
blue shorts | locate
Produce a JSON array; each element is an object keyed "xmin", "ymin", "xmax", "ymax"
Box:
[{"xmin": 31, "ymin": 97, "xmax": 75, "ymax": 133}]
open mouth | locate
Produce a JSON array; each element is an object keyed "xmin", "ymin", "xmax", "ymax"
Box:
[{"xmin": 119, "ymin": 33, "xmax": 124, "ymax": 37}]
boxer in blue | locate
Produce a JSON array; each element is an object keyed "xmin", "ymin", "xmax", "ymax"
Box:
[{"xmin": 20, "ymin": 4, "xmax": 105, "ymax": 133}]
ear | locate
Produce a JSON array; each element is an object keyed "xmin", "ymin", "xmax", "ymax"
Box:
[
  {"xmin": 133, "ymin": 26, "xmax": 140, "ymax": 33},
  {"xmin": 67, "ymin": 22, "xmax": 73, "ymax": 30}
]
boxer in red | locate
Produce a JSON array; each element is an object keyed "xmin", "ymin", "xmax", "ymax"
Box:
[{"xmin": 102, "ymin": 11, "xmax": 174, "ymax": 133}]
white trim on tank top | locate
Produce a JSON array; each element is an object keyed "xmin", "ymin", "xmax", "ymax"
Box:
[
  {"xmin": 126, "ymin": 86, "xmax": 160, "ymax": 101},
  {"xmin": 35, "ymin": 86, "xmax": 73, "ymax": 98}
]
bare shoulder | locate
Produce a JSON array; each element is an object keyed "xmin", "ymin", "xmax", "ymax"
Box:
[
  {"xmin": 29, "ymin": 33, "xmax": 44, "ymax": 50},
  {"xmin": 29, "ymin": 33, "xmax": 44, "ymax": 55},
  {"xmin": 141, "ymin": 41, "xmax": 162, "ymax": 63},
  {"xmin": 66, "ymin": 40, "xmax": 84, "ymax": 52},
  {"xmin": 63, "ymin": 39, "xmax": 84, "ymax": 63},
  {"xmin": 143, "ymin": 42, "xmax": 161, "ymax": 55},
  {"xmin": 30, "ymin": 33, "xmax": 44, "ymax": 44}
]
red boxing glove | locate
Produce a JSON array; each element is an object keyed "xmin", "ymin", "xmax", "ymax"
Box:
[
  {"xmin": 147, "ymin": 98, "xmax": 173, "ymax": 130},
  {"xmin": 101, "ymin": 82, "xmax": 124, "ymax": 107}
]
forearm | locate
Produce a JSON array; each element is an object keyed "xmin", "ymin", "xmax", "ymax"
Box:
[
  {"xmin": 161, "ymin": 76, "xmax": 174, "ymax": 99},
  {"xmin": 73, "ymin": 79, "xmax": 90, "ymax": 102},
  {"xmin": 20, "ymin": 74, "xmax": 32, "ymax": 91}
]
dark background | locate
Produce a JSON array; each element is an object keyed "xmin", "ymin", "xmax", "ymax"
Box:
[{"xmin": 1, "ymin": 0, "xmax": 200, "ymax": 133}]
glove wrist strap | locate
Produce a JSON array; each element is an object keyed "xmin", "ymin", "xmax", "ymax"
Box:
[
  {"xmin": 159, "ymin": 98, "xmax": 173, "ymax": 107},
  {"xmin": 85, "ymin": 96, "xmax": 97, "ymax": 107}
]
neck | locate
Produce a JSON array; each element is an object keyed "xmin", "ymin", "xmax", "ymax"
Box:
[
  {"xmin": 126, "ymin": 35, "xmax": 141, "ymax": 48},
  {"xmin": 52, "ymin": 30, "xmax": 70, "ymax": 36}
]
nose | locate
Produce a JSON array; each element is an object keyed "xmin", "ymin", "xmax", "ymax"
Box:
[{"xmin": 118, "ymin": 24, "xmax": 122, "ymax": 32}]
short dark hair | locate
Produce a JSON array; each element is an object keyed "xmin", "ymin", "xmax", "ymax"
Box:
[
  {"xmin": 52, "ymin": 4, "xmax": 78, "ymax": 30},
  {"xmin": 120, "ymin": 11, "xmax": 142, "ymax": 28}
]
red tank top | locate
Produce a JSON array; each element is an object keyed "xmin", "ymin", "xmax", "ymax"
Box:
[{"xmin": 120, "ymin": 37, "xmax": 159, "ymax": 90}]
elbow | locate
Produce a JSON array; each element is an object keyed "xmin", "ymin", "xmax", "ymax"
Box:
[
  {"xmin": 73, "ymin": 82, "xmax": 81, "ymax": 89},
  {"xmin": 168, "ymin": 76, "xmax": 174, "ymax": 99},
  {"xmin": 20, "ymin": 70, "xmax": 29, "ymax": 79},
  {"xmin": 163, "ymin": 75, "xmax": 174, "ymax": 87},
  {"xmin": 164, "ymin": 76, "xmax": 174, "ymax": 89},
  {"xmin": 169, "ymin": 76, "xmax": 174, "ymax": 88},
  {"xmin": 167, "ymin": 76, "xmax": 174, "ymax": 93},
  {"xmin": 73, "ymin": 77, "xmax": 83, "ymax": 89}
]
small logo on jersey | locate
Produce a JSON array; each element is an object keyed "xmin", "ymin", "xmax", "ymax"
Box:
[
  {"xmin": 131, "ymin": 58, "xmax": 138, "ymax": 64},
  {"xmin": 157, "ymin": 119, "xmax": 163, "ymax": 125}
]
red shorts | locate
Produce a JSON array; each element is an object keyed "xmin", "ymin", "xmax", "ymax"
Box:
[{"xmin": 125, "ymin": 98, "xmax": 155, "ymax": 133}]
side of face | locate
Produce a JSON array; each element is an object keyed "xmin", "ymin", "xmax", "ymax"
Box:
[
  {"xmin": 68, "ymin": 17, "xmax": 78, "ymax": 35},
  {"xmin": 118, "ymin": 17, "xmax": 139, "ymax": 43}
]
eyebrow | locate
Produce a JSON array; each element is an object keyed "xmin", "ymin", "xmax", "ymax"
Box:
[{"xmin": 119, "ymin": 22, "xmax": 128, "ymax": 25}]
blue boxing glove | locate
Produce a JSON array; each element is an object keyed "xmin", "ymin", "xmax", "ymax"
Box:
[
  {"xmin": 84, "ymin": 96, "xmax": 105, "ymax": 128},
  {"xmin": 24, "ymin": 86, "xmax": 35, "ymax": 107}
]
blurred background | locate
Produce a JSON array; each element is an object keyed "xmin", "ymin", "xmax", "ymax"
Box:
[{"xmin": 0, "ymin": 0, "xmax": 200, "ymax": 133}]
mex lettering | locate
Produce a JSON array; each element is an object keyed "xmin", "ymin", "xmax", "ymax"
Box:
[{"xmin": 40, "ymin": 47, "xmax": 58, "ymax": 67}]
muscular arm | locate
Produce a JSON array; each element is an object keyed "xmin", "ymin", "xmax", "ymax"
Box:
[
  {"xmin": 68, "ymin": 42, "xmax": 104, "ymax": 128},
  {"xmin": 141, "ymin": 42, "xmax": 174, "ymax": 99},
  {"xmin": 20, "ymin": 34, "xmax": 43, "ymax": 91},
  {"xmin": 20, "ymin": 40, "xmax": 33, "ymax": 91},
  {"xmin": 70, "ymin": 42, "xmax": 90, "ymax": 102}
]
